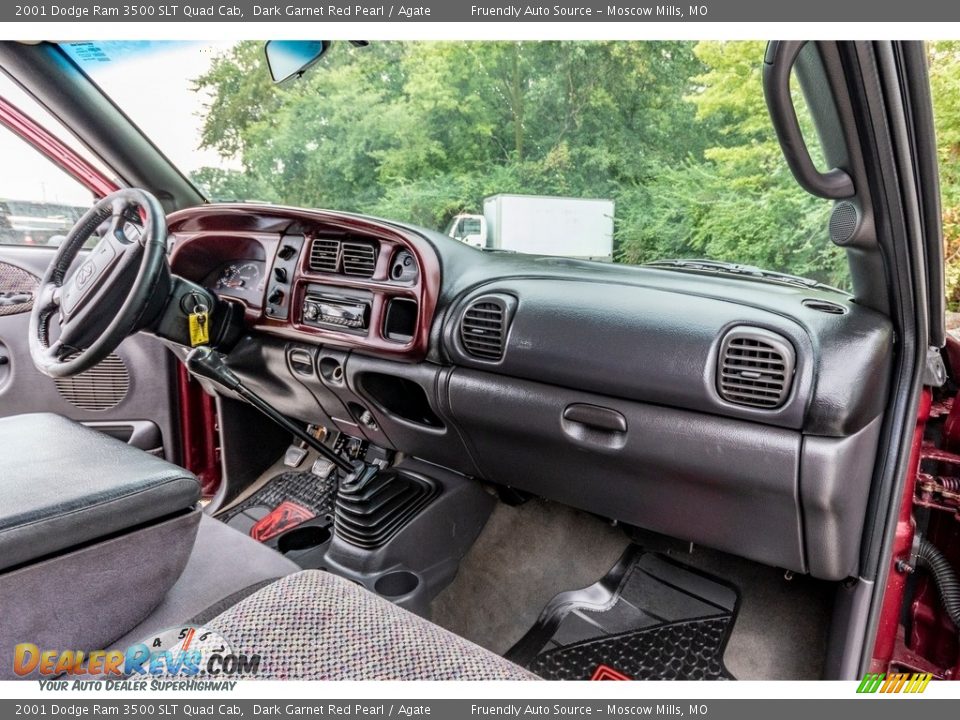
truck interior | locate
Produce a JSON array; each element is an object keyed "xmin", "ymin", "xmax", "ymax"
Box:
[{"xmin": 0, "ymin": 39, "xmax": 957, "ymax": 681}]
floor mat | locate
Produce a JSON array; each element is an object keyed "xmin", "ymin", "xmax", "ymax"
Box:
[
  {"xmin": 217, "ymin": 470, "xmax": 336, "ymax": 541},
  {"xmin": 506, "ymin": 545, "xmax": 740, "ymax": 680},
  {"xmin": 431, "ymin": 499, "xmax": 830, "ymax": 679}
]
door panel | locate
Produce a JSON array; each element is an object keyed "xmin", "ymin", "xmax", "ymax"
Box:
[{"xmin": 0, "ymin": 245, "xmax": 181, "ymax": 461}]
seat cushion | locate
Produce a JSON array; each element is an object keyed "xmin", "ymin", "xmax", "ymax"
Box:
[
  {"xmin": 0, "ymin": 413, "xmax": 200, "ymax": 571},
  {"xmin": 108, "ymin": 513, "xmax": 300, "ymax": 650},
  {"xmin": 207, "ymin": 570, "xmax": 537, "ymax": 680}
]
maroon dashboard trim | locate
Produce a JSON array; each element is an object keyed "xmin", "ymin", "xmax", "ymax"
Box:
[{"xmin": 167, "ymin": 204, "xmax": 440, "ymax": 361}]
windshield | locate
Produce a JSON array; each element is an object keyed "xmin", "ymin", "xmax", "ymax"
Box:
[{"xmin": 61, "ymin": 40, "xmax": 849, "ymax": 288}]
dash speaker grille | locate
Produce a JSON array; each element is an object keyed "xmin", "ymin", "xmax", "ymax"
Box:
[
  {"xmin": 54, "ymin": 352, "xmax": 130, "ymax": 411},
  {"xmin": 829, "ymin": 201, "xmax": 859, "ymax": 245}
]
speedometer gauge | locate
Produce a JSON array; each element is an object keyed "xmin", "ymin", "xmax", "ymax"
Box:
[{"xmin": 217, "ymin": 262, "xmax": 261, "ymax": 290}]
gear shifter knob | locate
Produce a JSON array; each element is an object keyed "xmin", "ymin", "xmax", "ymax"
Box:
[
  {"xmin": 185, "ymin": 346, "xmax": 242, "ymax": 390},
  {"xmin": 340, "ymin": 460, "xmax": 381, "ymax": 491}
]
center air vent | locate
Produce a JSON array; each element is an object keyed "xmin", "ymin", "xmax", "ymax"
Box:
[
  {"xmin": 309, "ymin": 238, "xmax": 340, "ymax": 273},
  {"xmin": 341, "ymin": 241, "xmax": 378, "ymax": 277},
  {"xmin": 460, "ymin": 296, "xmax": 512, "ymax": 361},
  {"xmin": 308, "ymin": 238, "xmax": 379, "ymax": 278},
  {"xmin": 717, "ymin": 328, "xmax": 795, "ymax": 409}
]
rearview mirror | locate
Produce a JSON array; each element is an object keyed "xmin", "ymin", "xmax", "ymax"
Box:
[{"xmin": 264, "ymin": 41, "xmax": 330, "ymax": 84}]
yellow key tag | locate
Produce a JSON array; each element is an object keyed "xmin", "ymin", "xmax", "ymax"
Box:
[{"xmin": 189, "ymin": 310, "xmax": 210, "ymax": 347}]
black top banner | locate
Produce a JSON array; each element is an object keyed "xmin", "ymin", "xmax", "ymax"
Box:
[{"xmin": 4, "ymin": 0, "xmax": 959, "ymax": 22}]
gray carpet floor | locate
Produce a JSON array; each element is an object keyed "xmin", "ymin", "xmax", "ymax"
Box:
[{"xmin": 430, "ymin": 497, "xmax": 834, "ymax": 680}]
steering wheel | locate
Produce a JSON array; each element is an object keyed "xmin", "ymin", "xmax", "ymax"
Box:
[{"xmin": 29, "ymin": 188, "xmax": 168, "ymax": 378}]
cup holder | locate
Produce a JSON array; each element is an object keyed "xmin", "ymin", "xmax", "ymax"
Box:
[
  {"xmin": 374, "ymin": 570, "xmax": 420, "ymax": 597},
  {"xmin": 319, "ymin": 357, "xmax": 344, "ymax": 383},
  {"xmin": 277, "ymin": 524, "xmax": 331, "ymax": 553}
]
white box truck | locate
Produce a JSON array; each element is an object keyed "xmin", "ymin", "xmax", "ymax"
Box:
[{"xmin": 446, "ymin": 194, "xmax": 614, "ymax": 261}]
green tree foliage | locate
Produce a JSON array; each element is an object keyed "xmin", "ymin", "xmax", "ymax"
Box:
[
  {"xmin": 616, "ymin": 42, "xmax": 846, "ymax": 286},
  {"xmin": 192, "ymin": 41, "xmax": 857, "ymax": 286},
  {"xmin": 929, "ymin": 41, "xmax": 960, "ymax": 307}
]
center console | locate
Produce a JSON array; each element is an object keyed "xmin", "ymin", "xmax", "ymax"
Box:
[{"xmin": 0, "ymin": 413, "xmax": 201, "ymax": 678}]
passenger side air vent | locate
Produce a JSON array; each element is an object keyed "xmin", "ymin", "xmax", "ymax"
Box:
[
  {"xmin": 717, "ymin": 328, "xmax": 795, "ymax": 409},
  {"xmin": 309, "ymin": 238, "xmax": 341, "ymax": 273},
  {"xmin": 460, "ymin": 297, "xmax": 509, "ymax": 361},
  {"xmin": 341, "ymin": 241, "xmax": 378, "ymax": 278}
]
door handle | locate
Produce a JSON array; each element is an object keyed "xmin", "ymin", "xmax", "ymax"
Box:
[
  {"xmin": 562, "ymin": 403, "xmax": 627, "ymax": 433},
  {"xmin": 0, "ymin": 292, "xmax": 32, "ymax": 307}
]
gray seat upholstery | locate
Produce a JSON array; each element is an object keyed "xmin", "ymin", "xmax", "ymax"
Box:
[
  {"xmin": 0, "ymin": 409, "xmax": 526, "ymax": 680},
  {"xmin": 206, "ymin": 570, "xmax": 536, "ymax": 680},
  {"xmin": 120, "ymin": 518, "xmax": 530, "ymax": 679},
  {"xmin": 110, "ymin": 513, "xmax": 301, "ymax": 650}
]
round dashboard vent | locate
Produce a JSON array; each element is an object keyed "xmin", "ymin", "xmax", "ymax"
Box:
[{"xmin": 54, "ymin": 352, "xmax": 130, "ymax": 411}]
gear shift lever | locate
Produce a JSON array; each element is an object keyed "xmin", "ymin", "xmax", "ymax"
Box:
[
  {"xmin": 185, "ymin": 346, "xmax": 357, "ymax": 476},
  {"xmin": 185, "ymin": 347, "xmax": 431, "ymax": 549}
]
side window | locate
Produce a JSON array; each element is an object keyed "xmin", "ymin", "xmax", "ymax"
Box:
[{"xmin": 0, "ymin": 123, "xmax": 95, "ymax": 247}]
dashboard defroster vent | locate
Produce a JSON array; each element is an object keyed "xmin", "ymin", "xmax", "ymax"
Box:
[
  {"xmin": 309, "ymin": 238, "xmax": 340, "ymax": 273},
  {"xmin": 460, "ymin": 296, "xmax": 510, "ymax": 361},
  {"xmin": 717, "ymin": 328, "xmax": 795, "ymax": 409},
  {"xmin": 341, "ymin": 241, "xmax": 378, "ymax": 277}
]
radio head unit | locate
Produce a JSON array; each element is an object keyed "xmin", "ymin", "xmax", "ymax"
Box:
[{"xmin": 301, "ymin": 285, "xmax": 372, "ymax": 332}]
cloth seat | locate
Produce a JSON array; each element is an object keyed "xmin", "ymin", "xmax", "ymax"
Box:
[
  {"xmin": 206, "ymin": 570, "xmax": 537, "ymax": 680},
  {"xmin": 109, "ymin": 514, "xmax": 301, "ymax": 651}
]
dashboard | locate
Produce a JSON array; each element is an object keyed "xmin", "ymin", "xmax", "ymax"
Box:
[
  {"xmin": 167, "ymin": 205, "xmax": 439, "ymax": 360},
  {"xmin": 203, "ymin": 260, "xmax": 266, "ymax": 307},
  {"xmin": 165, "ymin": 202, "xmax": 894, "ymax": 582}
]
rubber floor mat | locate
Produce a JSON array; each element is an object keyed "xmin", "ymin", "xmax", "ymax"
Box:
[
  {"xmin": 506, "ymin": 545, "xmax": 740, "ymax": 680},
  {"xmin": 217, "ymin": 471, "xmax": 336, "ymax": 541}
]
